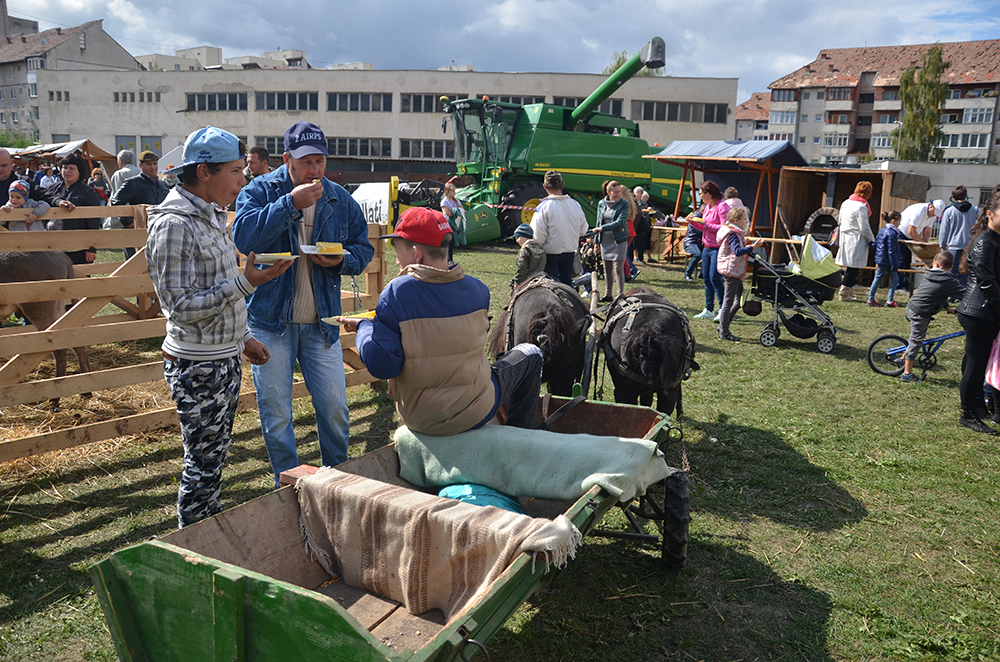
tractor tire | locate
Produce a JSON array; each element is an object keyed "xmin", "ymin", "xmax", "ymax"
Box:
[
  {"xmin": 661, "ymin": 470, "xmax": 690, "ymax": 569},
  {"xmin": 499, "ymin": 182, "xmax": 548, "ymax": 238}
]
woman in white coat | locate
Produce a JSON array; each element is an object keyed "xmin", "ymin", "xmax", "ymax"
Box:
[{"xmin": 834, "ymin": 180, "xmax": 875, "ymax": 301}]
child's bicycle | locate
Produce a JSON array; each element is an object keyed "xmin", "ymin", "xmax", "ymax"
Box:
[{"xmin": 867, "ymin": 330, "xmax": 966, "ymax": 380}]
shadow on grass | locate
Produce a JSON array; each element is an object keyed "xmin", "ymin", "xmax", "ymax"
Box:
[
  {"xmin": 490, "ymin": 537, "xmax": 833, "ymax": 662},
  {"xmin": 683, "ymin": 414, "xmax": 867, "ymax": 532}
]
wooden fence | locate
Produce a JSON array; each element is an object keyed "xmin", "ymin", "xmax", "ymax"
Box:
[{"xmin": 0, "ymin": 205, "xmax": 387, "ymax": 463}]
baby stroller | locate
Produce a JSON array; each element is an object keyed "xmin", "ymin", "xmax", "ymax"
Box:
[{"xmin": 742, "ymin": 235, "xmax": 842, "ymax": 353}]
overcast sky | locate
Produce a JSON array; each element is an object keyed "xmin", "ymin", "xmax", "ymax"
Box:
[{"xmin": 9, "ymin": 0, "xmax": 1000, "ymax": 104}]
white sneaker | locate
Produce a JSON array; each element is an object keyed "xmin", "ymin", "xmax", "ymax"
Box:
[
  {"xmin": 713, "ymin": 310, "xmax": 722, "ymax": 322},
  {"xmin": 693, "ymin": 308, "xmax": 713, "ymax": 320}
]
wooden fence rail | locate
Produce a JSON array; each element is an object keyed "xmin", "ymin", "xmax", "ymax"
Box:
[{"xmin": 1, "ymin": 205, "xmax": 387, "ymax": 463}]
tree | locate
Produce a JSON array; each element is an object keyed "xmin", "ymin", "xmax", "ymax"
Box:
[
  {"xmin": 0, "ymin": 132, "xmax": 34, "ymax": 148},
  {"xmin": 895, "ymin": 45, "xmax": 950, "ymax": 162},
  {"xmin": 602, "ymin": 49, "xmax": 664, "ymax": 77}
]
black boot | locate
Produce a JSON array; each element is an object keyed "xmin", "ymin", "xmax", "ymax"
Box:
[{"xmin": 960, "ymin": 410, "xmax": 998, "ymax": 435}]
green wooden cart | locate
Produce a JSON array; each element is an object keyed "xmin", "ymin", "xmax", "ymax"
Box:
[{"xmin": 90, "ymin": 398, "xmax": 688, "ymax": 661}]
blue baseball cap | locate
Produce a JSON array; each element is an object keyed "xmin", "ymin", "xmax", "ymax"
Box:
[
  {"xmin": 284, "ymin": 122, "xmax": 328, "ymax": 159},
  {"xmin": 164, "ymin": 126, "xmax": 242, "ymax": 175}
]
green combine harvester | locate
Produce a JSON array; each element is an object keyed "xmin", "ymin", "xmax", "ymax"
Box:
[{"xmin": 443, "ymin": 37, "xmax": 690, "ymax": 243}]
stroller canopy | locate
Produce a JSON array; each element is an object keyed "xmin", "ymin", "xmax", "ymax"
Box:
[{"xmin": 791, "ymin": 235, "xmax": 840, "ymax": 280}]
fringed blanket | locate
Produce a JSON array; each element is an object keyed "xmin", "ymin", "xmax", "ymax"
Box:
[
  {"xmin": 395, "ymin": 425, "xmax": 670, "ymax": 502},
  {"xmin": 296, "ymin": 468, "xmax": 581, "ymax": 621}
]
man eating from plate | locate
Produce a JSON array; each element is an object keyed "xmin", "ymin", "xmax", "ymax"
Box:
[{"xmin": 233, "ymin": 121, "xmax": 374, "ymax": 486}]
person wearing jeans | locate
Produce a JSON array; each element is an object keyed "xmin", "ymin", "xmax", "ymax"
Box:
[
  {"xmin": 692, "ymin": 181, "xmax": 730, "ymax": 320},
  {"xmin": 233, "ymin": 121, "xmax": 375, "ymax": 485}
]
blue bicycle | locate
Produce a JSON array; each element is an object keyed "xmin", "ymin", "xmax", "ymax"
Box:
[{"xmin": 867, "ymin": 330, "xmax": 966, "ymax": 380}]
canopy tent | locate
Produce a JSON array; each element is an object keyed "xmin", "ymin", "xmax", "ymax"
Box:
[
  {"xmin": 8, "ymin": 139, "xmax": 118, "ymax": 177},
  {"xmin": 645, "ymin": 140, "xmax": 808, "ymax": 234}
]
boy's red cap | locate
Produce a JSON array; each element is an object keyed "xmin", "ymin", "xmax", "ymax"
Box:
[{"xmin": 378, "ymin": 207, "xmax": 452, "ymax": 247}]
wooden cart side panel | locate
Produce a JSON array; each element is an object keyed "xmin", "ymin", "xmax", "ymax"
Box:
[
  {"xmin": 95, "ymin": 541, "xmax": 399, "ymax": 662},
  {"xmin": 89, "ymin": 559, "xmax": 150, "ymax": 662}
]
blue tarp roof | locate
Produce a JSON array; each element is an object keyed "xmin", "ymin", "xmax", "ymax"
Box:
[{"xmin": 651, "ymin": 140, "xmax": 808, "ymax": 169}]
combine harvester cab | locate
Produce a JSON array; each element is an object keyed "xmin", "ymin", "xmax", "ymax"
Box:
[{"xmin": 443, "ymin": 37, "xmax": 689, "ymax": 240}]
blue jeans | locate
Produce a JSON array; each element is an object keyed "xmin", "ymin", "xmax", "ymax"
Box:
[
  {"xmin": 684, "ymin": 243, "xmax": 702, "ymax": 279},
  {"xmin": 249, "ymin": 323, "xmax": 350, "ymax": 486},
  {"xmin": 950, "ymin": 249, "xmax": 967, "ymax": 288},
  {"xmin": 702, "ymin": 247, "xmax": 724, "ymax": 311},
  {"xmin": 489, "ymin": 343, "xmax": 543, "ymax": 429},
  {"xmin": 544, "ymin": 252, "xmax": 577, "ymax": 286},
  {"xmin": 868, "ymin": 265, "xmax": 899, "ymax": 303}
]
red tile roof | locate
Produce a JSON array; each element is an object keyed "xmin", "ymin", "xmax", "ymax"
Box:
[
  {"xmin": 736, "ymin": 92, "xmax": 769, "ymax": 121},
  {"xmin": 0, "ymin": 21, "xmax": 98, "ymax": 64},
  {"xmin": 769, "ymin": 39, "xmax": 1000, "ymax": 90}
]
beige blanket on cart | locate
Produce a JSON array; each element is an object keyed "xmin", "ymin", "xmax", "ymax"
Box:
[{"xmin": 296, "ymin": 468, "xmax": 581, "ymax": 621}]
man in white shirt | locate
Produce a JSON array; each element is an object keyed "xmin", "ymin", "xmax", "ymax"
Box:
[
  {"xmin": 898, "ymin": 199, "xmax": 946, "ymax": 279},
  {"xmin": 529, "ymin": 170, "xmax": 590, "ymax": 286}
]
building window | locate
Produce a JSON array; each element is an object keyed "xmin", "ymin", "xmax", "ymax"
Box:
[
  {"xmin": 802, "ymin": 92, "xmax": 810, "ymax": 100},
  {"xmin": 327, "ymin": 137, "xmax": 392, "ymax": 158},
  {"xmin": 827, "ymin": 87, "xmax": 852, "ymax": 101},
  {"xmin": 27, "ymin": 57, "xmax": 45, "ymax": 71},
  {"xmin": 49, "ymin": 90, "xmax": 54, "ymax": 101},
  {"xmin": 399, "ymin": 139, "xmax": 455, "ymax": 160},
  {"xmin": 255, "ymin": 91, "xmax": 319, "ymax": 111},
  {"xmin": 155, "ymin": 92, "xmax": 161, "ymax": 102},
  {"xmin": 768, "ymin": 132, "xmax": 793, "ymax": 140},
  {"xmin": 1, "ymin": 113, "xmax": 5, "ymax": 123},
  {"xmin": 255, "ymin": 136, "xmax": 284, "ymax": 154},
  {"xmin": 187, "ymin": 92, "xmax": 249, "ymax": 111},
  {"xmin": 879, "ymin": 113, "xmax": 898, "ymax": 124},
  {"xmin": 113, "ymin": 92, "xmax": 119, "ymax": 102},
  {"xmin": 174, "ymin": 64, "xmax": 180, "ymax": 71},
  {"xmin": 816, "ymin": 91, "xmax": 825, "ymax": 100},
  {"xmin": 946, "ymin": 89, "xmax": 961, "ymax": 99},
  {"xmin": 769, "ymin": 110, "xmax": 797, "ymax": 124},
  {"xmin": 477, "ymin": 95, "xmax": 545, "ymax": 105},
  {"xmin": 65, "ymin": 91, "xmax": 69, "ymax": 101},
  {"xmin": 401, "ymin": 94, "xmax": 454, "ymax": 113},
  {"xmin": 29, "ymin": 83, "xmax": 36, "ymax": 97},
  {"xmin": 771, "ymin": 89, "xmax": 795, "ymax": 102},
  {"xmin": 964, "ymin": 107, "xmax": 994, "ymax": 124},
  {"xmin": 327, "ymin": 92, "xmax": 392, "ymax": 112},
  {"xmin": 139, "ymin": 91, "xmax": 144, "ymax": 102},
  {"xmin": 859, "ymin": 93, "xmax": 875, "ymax": 104},
  {"xmin": 801, "ymin": 114, "xmax": 808, "ymax": 123},
  {"xmin": 11, "ymin": 111, "xmax": 17, "ymax": 124},
  {"xmin": 882, "ymin": 90, "xmax": 899, "ymax": 101},
  {"xmin": 815, "ymin": 114, "xmax": 822, "ymax": 122},
  {"xmin": 52, "ymin": 133, "xmax": 69, "ymax": 142},
  {"xmin": 822, "ymin": 133, "xmax": 849, "ymax": 147},
  {"xmin": 857, "ymin": 115, "xmax": 872, "ymax": 126},
  {"xmin": 554, "ymin": 96, "xmax": 623, "ymax": 117},
  {"xmin": 31, "ymin": 106, "xmax": 38, "ymax": 119},
  {"xmin": 940, "ymin": 113, "xmax": 958, "ymax": 124},
  {"xmin": 799, "ymin": 136, "xmax": 806, "ymax": 143},
  {"xmin": 79, "ymin": 33, "xmax": 86, "ymax": 49},
  {"xmin": 130, "ymin": 92, "xmax": 135, "ymax": 102},
  {"xmin": 813, "ymin": 136, "xmax": 820, "ymax": 144},
  {"xmin": 873, "ymin": 134, "xmax": 891, "ymax": 148},
  {"xmin": 702, "ymin": 103, "xmax": 727, "ymax": 123},
  {"xmin": 940, "ymin": 133, "xmax": 991, "ymax": 148}
]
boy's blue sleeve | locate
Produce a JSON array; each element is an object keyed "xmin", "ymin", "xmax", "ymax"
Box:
[{"xmin": 355, "ymin": 298, "xmax": 405, "ymax": 380}]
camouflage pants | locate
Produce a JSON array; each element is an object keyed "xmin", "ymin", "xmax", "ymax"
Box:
[{"xmin": 164, "ymin": 355, "xmax": 242, "ymax": 528}]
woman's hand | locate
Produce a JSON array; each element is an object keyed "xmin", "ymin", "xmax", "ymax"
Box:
[{"xmin": 58, "ymin": 200, "xmax": 76, "ymax": 211}]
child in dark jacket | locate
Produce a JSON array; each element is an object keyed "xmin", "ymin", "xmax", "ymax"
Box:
[
  {"xmin": 900, "ymin": 250, "xmax": 967, "ymax": 382},
  {"xmin": 868, "ymin": 210, "xmax": 904, "ymax": 307}
]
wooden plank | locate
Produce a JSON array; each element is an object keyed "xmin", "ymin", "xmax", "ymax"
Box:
[
  {"xmin": 0, "ymin": 317, "xmax": 166, "ymax": 357},
  {"xmin": 0, "ymin": 228, "xmax": 150, "ymax": 252},
  {"xmin": 0, "ymin": 361, "xmax": 163, "ymax": 407},
  {"xmin": 212, "ymin": 569, "xmax": 246, "ymax": 662},
  {"xmin": 0, "ymin": 275, "xmax": 154, "ymax": 305},
  {"xmin": 313, "ymin": 579, "xmax": 402, "ymax": 631},
  {"xmin": 89, "ymin": 560, "xmax": 151, "ymax": 662},
  {"xmin": 370, "ymin": 607, "xmax": 446, "ymax": 653},
  {"xmin": 342, "ymin": 349, "xmax": 367, "ymax": 371}
]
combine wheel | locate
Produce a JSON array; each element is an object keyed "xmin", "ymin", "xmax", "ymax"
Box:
[
  {"xmin": 661, "ymin": 470, "xmax": 690, "ymax": 569},
  {"xmin": 759, "ymin": 324, "xmax": 779, "ymax": 348},
  {"xmin": 499, "ymin": 182, "xmax": 547, "ymax": 237},
  {"xmin": 817, "ymin": 330, "xmax": 837, "ymax": 354}
]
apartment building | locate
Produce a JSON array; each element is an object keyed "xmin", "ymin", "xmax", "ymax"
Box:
[
  {"xmin": 735, "ymin": 92, "xmax": 770, "ymax": 141},
  {"xmin": 763, "ymin": 40, "xmax": 1000, "ymax": 164}
]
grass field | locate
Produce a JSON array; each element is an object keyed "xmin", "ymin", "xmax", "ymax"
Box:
[{"xmin": 2, "ymin": 242, "xmax": 999, "ymax": 661}]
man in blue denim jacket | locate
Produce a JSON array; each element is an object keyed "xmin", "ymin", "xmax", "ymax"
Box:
[{"xmin": 233, "ymin": 122, "xmax": 374, "ymax": 485}]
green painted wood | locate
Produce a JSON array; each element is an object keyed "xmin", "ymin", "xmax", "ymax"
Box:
[
  {"xmin": 97, "ymin": 541, "xmax": 399, "ymax": 662},
  {"xmin": 212, "ymin": 569, "xmax": 246, "ymax": 662},
  {"xmin": 89, "ymin": 559, "xmax": 150, "ymax": 662}
]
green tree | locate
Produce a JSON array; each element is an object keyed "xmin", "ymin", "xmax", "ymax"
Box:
[
  {"xmin": 602, "ymin": 49, "xmax": 664, "ymax": 77},
  {"xmin": 0, "ymin": 132, "xmax": 34, "ymax": 148},
  {"xmin": 895, "ymin": 45, "xmax": 949, "ymax": 161}
]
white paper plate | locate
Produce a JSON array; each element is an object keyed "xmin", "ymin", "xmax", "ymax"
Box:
[
  {"xmin": 300, "ymin": 245, "xmax": 348, "ymax": 255},
  {"xmin": 253, "ymin": 253, "xmax": 298, "ymax": 264}
]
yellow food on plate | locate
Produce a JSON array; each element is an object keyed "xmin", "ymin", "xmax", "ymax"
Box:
[
  {"xmin": 320, "ymin": 310, "xmax": 376, "ymax": 326},
  {"xmin": 316, "ymin": 242, "xmax": 343, "ymax": 254},
  {"xmin": 265, "ymin": 252, "xmax": 291, "ymax": 256}
]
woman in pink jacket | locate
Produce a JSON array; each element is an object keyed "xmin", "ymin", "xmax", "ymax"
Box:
[{"xmin": 692, "ymin": 180, "xmax": 731, "ymax": 320}]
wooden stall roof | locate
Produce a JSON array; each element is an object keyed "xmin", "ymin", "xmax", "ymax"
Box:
[
  {"xmin": 8, "ymin": 139, "xmax": 118, "ymax": 171},
  {"xmin": 644, "ymin": 140, "xmax": 808, "ymax": 234}
]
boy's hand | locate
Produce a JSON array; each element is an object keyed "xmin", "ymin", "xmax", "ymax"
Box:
[
  {"xmin": 243, "ymin": 252, "xmax": 294, "ymax": 288},
  {"xmin": 335, "ymin": 316, "xmax": 364, "ymax": 332},
  {"xmin": 0, "ymin": 205, "xmax": 10, "ymax": 213}
]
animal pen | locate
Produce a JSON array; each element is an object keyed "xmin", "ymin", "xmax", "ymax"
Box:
[{"xmin": 0, "ymin": 205, "xmax": 388, "ymax": 464}]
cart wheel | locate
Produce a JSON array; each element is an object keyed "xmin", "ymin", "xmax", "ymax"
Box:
[
  {"xmin": 759, "ymin": 325, "xmax": 779, "ymax": 347},
  {"xmin": 867, "ymin": 334, "xmax": 907, "ymax": 376},
  {"xmin": 817, "ymin": 330, "xmax": 836, "ymax": 354},
  {"xmin": 662, "ymin": 471, "xmax": 690, "ymax": 569}
]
